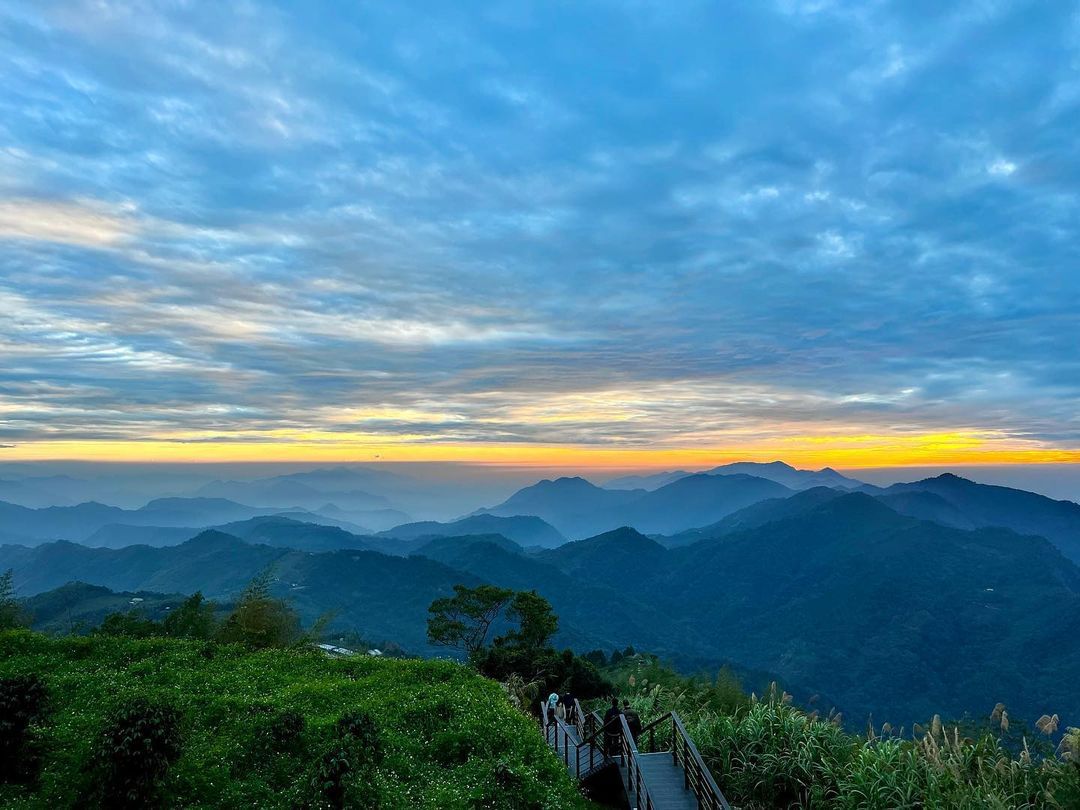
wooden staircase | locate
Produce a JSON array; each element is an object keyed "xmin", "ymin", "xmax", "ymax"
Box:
[{"xmin": 541, "ymin": 700, "xmax": 731, "ymax": 810}]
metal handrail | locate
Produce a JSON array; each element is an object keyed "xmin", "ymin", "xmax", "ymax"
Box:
[
  {"xmin": 542, "ymin": 702, "xmax": 730, "ymax": 810},
  {"xmin": 619, "ymin": 713, "xmax": 655, "ymax": 810},
  {"xmin": 672, "ymin": 712, "xmax": 730, "ymax": 810},
  {"xmin": 539, "ymin": 701, "xmax": 612, "ymax": 780}
]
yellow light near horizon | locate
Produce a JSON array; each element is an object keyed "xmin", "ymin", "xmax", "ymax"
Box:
[{"xmin": 3, "ymin": 431, "xmax": 1079, "ymax": 468}]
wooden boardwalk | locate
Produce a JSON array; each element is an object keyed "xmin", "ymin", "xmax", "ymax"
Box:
[
  {"xmin": 620, "ymin": 753, "xmax": 700, "ymax": 810},
  {"xmin": 540, "ymin": 702, "xmax": 731, "ymax": 810}
]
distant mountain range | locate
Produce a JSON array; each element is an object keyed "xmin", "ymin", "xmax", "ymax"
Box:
[
  {"xmin": 0, "ymin": 497, "xmax": 372, "ymax": 545},
  {"xmin": 377, "ymin": 514, "xmax": 566, "ymax": 548},
  {"xmin": 604, "ymin": 461, "xmax": 863, "ymax": 492},
  {"xmin": 477, "ymin": 473, "xmax": 792, "ymax": 537},
  {"xmin": 4, "ymin": 490, "xmax": 1079, "ymax": 726},
  {"xmin": 4, "ymin": 462, "xmax": 1080, "ymax": 726}
]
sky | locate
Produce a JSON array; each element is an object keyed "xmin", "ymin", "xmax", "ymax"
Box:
[{"xmin": 1, "ymin": 0, "xmax": 1079, "ymax": 471}]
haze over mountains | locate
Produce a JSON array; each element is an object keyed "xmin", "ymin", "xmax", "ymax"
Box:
[{"xmin": 3, "ymin": 460, "xmax": 1080, "ymax": 727}]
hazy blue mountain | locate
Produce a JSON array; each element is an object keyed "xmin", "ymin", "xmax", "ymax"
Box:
[
  {"xmin": 479, "ymin": 473, "xmax": 789, "ymax": 538},
  {"xmin": 0, "ymin": 531, "xmax": 285, "ymax": 596},
  {"xmin": 701, "ymin": 461, "xmax": 863, "ymax": 490},
  {"xmin": 378, "ymin": 514, "xmax": 566, "ymax": 548},
  {"xmin": 212, "ymin": 516, "xmax": 374, "ymax": 552},
  {"xmin": 0, "ymin": 475, "xmax": 84, "ymax": 508},
  {"xmin": 0, "ymin": 535, "xmax": 493, "ymax": 654},
  {"xmin": 409, "ymin": 533, "xmax": 524, "ymax": 567},
  {"xmin": 84, "ymin": 524, "xmax": 197, "ymax": 549},
  {"xmin": 881, "ymin": 473, "xmax": 1080, "ymax": 563},
  {"xmin": 661, "ymin": 486, "xmax": 845, "ymax": 547},
  {"xmin": 602, "ymin": 470, "xmax": 694, "ymax": 491},
  {"xmin": 417, "ymin": 537, "xmax": 709, "ymax": 656},
  {"xmin": 617, "ymin": 474, "xmax": 792, "ymax": 535},
  {"xmin": 477, "ymin": 476, "xmax": 645, "ymax": 538},
  {"xmin": 7, "ymin": 486, "xmax": 1080, "ymax": 725},
  {"xmin": 0, "ymin": 496, "xmax": 355, "ymax": 546},
  {"xmin": 0, "ymin": 499, "xmax": 127, "ymax": 543},
  {"xmin": 603, "ymin": 461, "xmax": 863, "ymax": 493},
  {"xmin": 195, "ymin": 477, "xmax": 391, "ymax": 512},
  {"xmin": 315, "ymin": 504, "xmax": 410, "ymax": 531},
  {"xmin": 875, "ymin": 490, "xmax": 976, "ymax": 531},
  {"xmin": 539, "ymin": 526, "xmax": 666, "ymax": 580},
  {"xmin": 647, "ymin": 493, "xmax": 1080, "ymax": 724}
]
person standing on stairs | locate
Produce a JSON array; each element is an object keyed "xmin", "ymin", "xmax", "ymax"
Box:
[
  {"xmin": 604, "ymin": 696, "xmax": 623, "ymax": 757},
  {"xmin": 546, "ymin": 691, "xmax": 560, "ymax": 726}
]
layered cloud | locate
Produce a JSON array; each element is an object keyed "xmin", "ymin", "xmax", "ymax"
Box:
[{"xmin": 1, "ymin": 0, "xmax": 1078, "ymax": 464}]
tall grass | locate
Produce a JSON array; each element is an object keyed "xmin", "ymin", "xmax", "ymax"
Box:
[{"xmin": 618, "ymin": 675, "xmax": 1080, "ymax": 808}]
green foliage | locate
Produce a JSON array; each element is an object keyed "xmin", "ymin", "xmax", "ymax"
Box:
[
  {"xmin": 0, "ymin": 569, "xmax": 27, "ymax": 631},
  {"xmin": 94, "ymin": 698, "xmax": 183, "ymax": 809},
  {"xmin": 163, "ymin": 591, "xmax": 217, "ymax": 639},
  {"xmin": 477, "ymin": 646, "xmax": 611, "ymax": 701},
  {"xmin": 499, "ymin": 590, "xmax": 558, "ymax": 651},
  {"xmin": 0, "ymin": 630, "xmax": 588, "ymax": 809},
  {"xmin": 623, "ymin": 683, "xmax": 1080, "ymax": 809},
  {"xmin": 426, "ymin": 584, "xmax": 513, "ymax": 656},
  {"xmin": 93, "ymin": 609, "xmax": 162, "ymax": 638},
  {"xmin": 217, "ymin": 567, "xmax": 302, "ymax": 649},
  {"xmin": 336, "ymin": 710, "xmax": 383, "ymax": 767},
  {"xmin": 583, "ymin": 649, "xmax": 608, "ymax": 668},
  {"xmin": 0, "ymin": 674, "xmax": 49, "ymax": 783},
  {"xmin": 607, "ymin": 654, "xmax": 750, "ymax": 717}
]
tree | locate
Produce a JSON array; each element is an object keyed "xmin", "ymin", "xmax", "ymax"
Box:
[
  {"xmin": 498, "ymin": 590, "xmax": 558, "ymax": 651},
  {"xmin": 584, "ymin": 649, "xmax": 608, "ymax": 668},
  {"xmin": 163, "ymin": 592, "xmax": 216, "ymax": 639},
  {"xmin": 0, "ymin": 569, "xmax": 27, "ymax": 631},
  {"xmin": 426, "ymin": 584, "xmax": 513, "ymax": 657},
  {"xmin": 94, "ymin": 611, "xmax": 161, "ymax": 638},
  {"xmin": 217, "ymin": 567, "xmax": 301, "ymax": 649}
]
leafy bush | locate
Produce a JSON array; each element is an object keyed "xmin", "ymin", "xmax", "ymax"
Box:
[
  {"xmin": 310, "ymin": 743, "xmax": 355, "ymax": 809},
  {"xmin": 95, "ymin": 698, "xmax": 183, "ymax": 808},
  {"xmin": 0, "ymin": 674, "xmax": 49, "ymax": 783},
  {"xmin": 94, "ymin": 610, "xmax": 162, "ymax": 638},
  {"xmin": 336, "ymin": 710, "xmax": 382, "ymax": 766},
  {"xmin": 269, "ymin": 709, "xmax": 306, "ymax": 751}
]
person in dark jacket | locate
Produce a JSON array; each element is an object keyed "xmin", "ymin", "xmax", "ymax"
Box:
[
  {"xmin": 622, "ymin": 700, "xmax": 642, "ymax": 744},
  {"xmin": 603, "ymin": 696, "xmax": 623, "ymax": 757},
  {"xmin": 563, "ymin": 692, "xmax": 577, "ymax": 724}
]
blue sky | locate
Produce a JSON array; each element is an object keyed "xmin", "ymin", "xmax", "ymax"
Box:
[{"xmin": 0, "ymin": 0, "xmax": 1078, "ymax": 466}]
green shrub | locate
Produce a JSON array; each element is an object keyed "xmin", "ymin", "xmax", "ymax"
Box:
[
  {"xmin": 95, "ymin": 698, "xmax": 183, "ymax": 808},
  {"xmin": 269, "ymin": 709, "xmax": 306, "ymax": 751},
  {"xmin": 335, "ymin": 710, "xmax": 382, "ymax": 767},
  {"xmin": 0, "ymin": 674, "xmax": 49, "ymax": 783}
]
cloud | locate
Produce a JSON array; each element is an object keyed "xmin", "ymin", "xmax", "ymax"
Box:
[
  {"xmin": 0, "ymin": 0, "xmax": 1077, "ymax": 459},
  {"xmin": 0, "ymin": 199, "xmax": 137, "ymax": 247}
]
